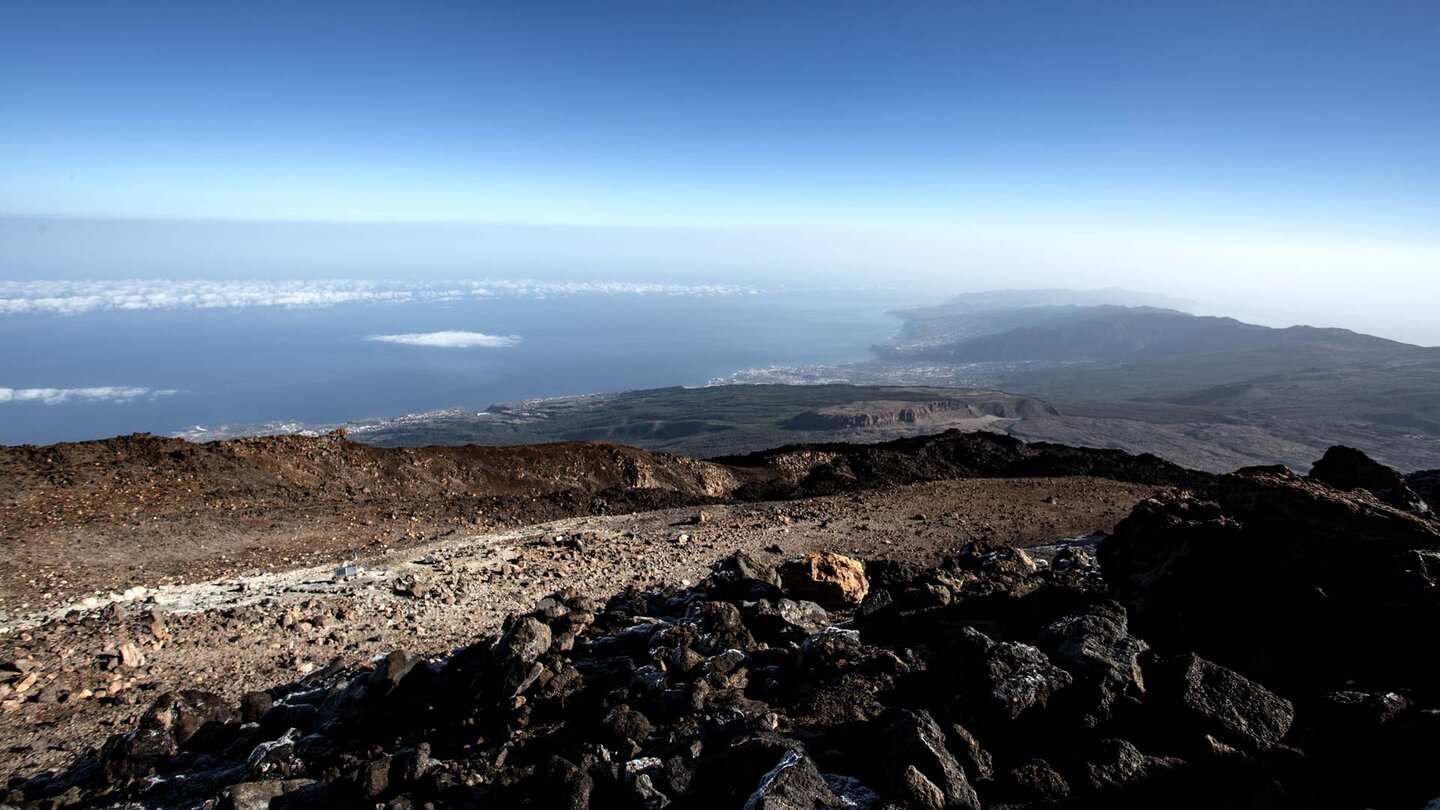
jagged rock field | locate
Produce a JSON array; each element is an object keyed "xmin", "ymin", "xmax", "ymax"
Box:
[{"xmin": 2, "ymin": 433, "xmax": 1437, "ymax": 808}]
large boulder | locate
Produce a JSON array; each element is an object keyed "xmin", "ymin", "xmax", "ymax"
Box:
[
  {"xmin": 1099, "ymin": 467, "xmax": 1440, "ymax": 692},
  {"xmin": 493, "ymin": 616, "xmax": 553, "ymax": 698},
  {"xmin": 743, "ymin": 750, "xmax": 861, "ymax": 810},
  {"xmin": 710, "ymin": 551, "xmax": 784, "ymax": 600},
  {"xmin": 778, "ymin": 553, "xmax": 870, "ymax": 610},
  {"xmin": 742, "ymin": 598, "xmax": 830, "ymax": 645},
  {"xmin": 1038, "ymin": 601, "xmax": 1148, "ymax": 727},
  {"xmin": 1310, "ymin": 445, "xmax": 1430, "ymax": 514},
  {"xmin": 1408, "ymin": 468, "xmax": 1440, "ymax": 515},
  {"xmin": 1147, "ymin": 653, "xmax": 1294, "ymax": 752},
  {"xmin": 952, "ymin": 628, "xmax": 1073, "ymax": 726}
]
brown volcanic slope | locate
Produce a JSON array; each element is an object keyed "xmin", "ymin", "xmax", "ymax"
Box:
[
  {"xmin": 0, "ymin": 428, "xmax": 1184, "ymax": 780},
  {"xmin": 0, "ymin": 433, "xmax": 758, "ymax": 613},
  {"xmin": 0, "ymin": 430, "xmax": 1201, "ymax": 614}
]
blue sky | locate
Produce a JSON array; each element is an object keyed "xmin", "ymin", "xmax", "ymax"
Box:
[
  {"xmin": 2, "ymin": 1, "xmax": 1439, "ymax": 343},
  {"xmin": 3, "ymin": 1, "xmax": 1437, "ymax": 242}
]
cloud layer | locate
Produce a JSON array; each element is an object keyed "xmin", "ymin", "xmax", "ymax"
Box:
[
  {"xmin": 0, "ymin": 386, "xmax": 178, "ymax": 405},
  {"xmin": 0, "ymin": 279, "xmax": 758, "ymax": 316},
  {"xmin": 367, "ymin": 331, "xmax": 520, "ymax": 348}
]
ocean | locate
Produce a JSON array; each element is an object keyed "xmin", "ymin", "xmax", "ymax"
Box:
[{"xmin": 0, "ymin": 282, "xmax": 915, "ymax": 445}]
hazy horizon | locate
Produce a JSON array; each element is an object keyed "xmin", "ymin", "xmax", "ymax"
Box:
[{"xmin": 3, "ymin": 214, "xmax": 1437, "ymax": 346}]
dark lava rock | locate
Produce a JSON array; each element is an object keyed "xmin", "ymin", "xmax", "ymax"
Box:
[
  {"xmin": 1003, "ymin": 758, "xmax": 1071, "ymax": 802},
  {"xmin": 240, "ymin": 690, "xmax": 273, "ymax": 723},
  {"xmin": 494, "ymin": 616, "xmax": 553, "ymax": 697},
  {"xmin": 1408, "ymin": 468, "xmax": 1440, "ymax": 515},
  {"xmin": 217, "ymin": 778, "xmax": 317, "ymax": 810},
  {"xmin": 688, "ymin": 599, "xmax": 757, "ymax": 654},
  {"xmin": 1077, "ymin": 738, "xmax": 1173, "ymax": 791},
  {"xmin": 1100, "ymin": 466, "xmax": 1440, "ymax": 693},
  {"xmin": 708, "ymin": 551, "xmax": 783, "ymax": 601},
  {"xmin": 743, "ymin": 749, "xmax": 854, "ymax": 810},
  {"xmin": 603, "ymin": 704, "xmax": 655, "ymax": 753},
  {"xmin": 881, "ymin": 710, "xmax": 981, "ymax": 810},
  {"xmin": 153, "ymin": 689, "xmax": 238, "ymax": 750},
  {"xmin": 1310, "ymin": 445, "xmax": 1430, "ymax": 514},
  {"xmin": 947, "ymin": 723, "xmax": 994, "ymax": 782},
  {"xmin": 718, "ymin": 429, "xmax": 1211, "ymax": 500},
  {"xmin": 953, "ymin": 628, "xmax": 1073, "ymax": 726},
  {"xmin": 23, "ymin": 459, "xmax": 1440, "ymax": 810},
  {"xmin": 1148, "ymin": 653, "xmax": 1294, "ymax": 752},
  {"xmin": 742, "ymin": 598, "xmax": 830, "ymax": 645},
  {"xmin": 1038, "ymin": 600, "xmax": 1148, "ymax": 727}
]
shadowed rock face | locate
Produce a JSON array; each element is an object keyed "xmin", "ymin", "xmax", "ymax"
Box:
[
  {"xmin": 1407, "ymin": 468, "xmax": 1440, "ymax": 514},
  {"xmin": 720, "ymin": 429, "xmax": 1211, "ymax": 499},
  {"xmin": 1, "ymin": 427, "xmax": 1205, "ymax": 513},
  {"xmin": 16, "ymin": 449, "xmax": 1440, "ymax": 809},
  {"xmin": 1101, "ymin": 462, "xmax": 1440, "ymax": 695},
  {"xmin": 1310, "ymin": 444, "xmax": 1430, "ymax": 513}
]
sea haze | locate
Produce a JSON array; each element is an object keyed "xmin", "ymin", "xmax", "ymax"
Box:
[{"xmin": 0, "ymin": 283, "xmax": 912, "ymax": 445}]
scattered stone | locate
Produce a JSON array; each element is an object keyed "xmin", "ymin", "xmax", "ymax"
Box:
[
  {"xmin": 118, "ymin": 642, "xmax": 146, "ymax": 669},
  {"xmin": 709, "ymin": 551, "xmax": 783, "ymax": 600},
  {"xmin": 743, "ymin": 598, "xmax": 830, "ymax": 644},
  {"xmin": 493, "ymin": 616, "xmax": 552, "ymax": 698},
  {"xmin": 393, "ymin": 575, "xmax": 428, "ymax": 599},
  {"xmin": 218, "ymin": 778, "xmax": 317, "ymax": 810},
  {"xmin": 1005, "ymin": 759, "xmax": 1070, "ymax": 802},
  {"xmin": 145, "ymin": 610, "xmax": 169, "ymax": 640},
  {"xmin": 14, "ymin": 464, "xmax": 1440, "ymax": 810}
]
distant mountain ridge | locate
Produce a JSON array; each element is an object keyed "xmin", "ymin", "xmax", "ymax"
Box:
[
  {"xmin": 158, "ymin": 291, "xmax": 1440, "ymax": 474},
  {"xmin": 883, "ymin": 303, "xmax": 1420, "ymax": 365}
]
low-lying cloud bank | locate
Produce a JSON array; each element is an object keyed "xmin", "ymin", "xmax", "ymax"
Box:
[
  {"xmin": 366, "ymin": 331, "xmax": 520, "ymax": 348},
  {"xmin": 0, "ymin": 279, "xmax": 759, "ymax": 316},
  {"xmin": 0, "ymin": 386, "xmax": 178, "ymax": 405}
]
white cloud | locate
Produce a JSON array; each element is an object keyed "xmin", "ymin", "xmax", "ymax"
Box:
[
  {"xmin": 0, "ymin": 279, "xmax": 759, "ymax": 316},
  {"xmin": 367, "ymin": 331, "xmax": 520, "ymax": 348},
  {"xmin": 0, "ymin": 386, "xmax": 179, "ymax": 405}
]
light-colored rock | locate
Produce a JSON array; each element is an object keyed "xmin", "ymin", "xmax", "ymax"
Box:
[
  {"xmin": 778, "ymin": 552, "xmax": 869, "ymax": 609},
  {"xmin": 118, "ymin": 642, "xmax": 146, "ymax": 668}
]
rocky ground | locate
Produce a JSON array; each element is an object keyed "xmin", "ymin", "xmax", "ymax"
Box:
[
  {"xmin": 0, "ymin": 475, "xmax": 1156, "ymax": 782},
  {"xmin": 0, "ymin": 430, "xmax": 1202, "ymax": 617},
  {"xmin": 6, "ymin": 445, "xmax": 1440, "ymax": 809},
  {"xmin": 6, "ymin": 431, "xmax": 1437, "ymax": 808}
]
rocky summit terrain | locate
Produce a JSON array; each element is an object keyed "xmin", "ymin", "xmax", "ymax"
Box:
[
  {"xmin": 2, "ymin": 431, "xmax": 1438, "ymax": 808},
  {"xmin": 0, "ymin": 430, "xmax": 1198, "ymax": 613}
]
